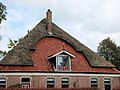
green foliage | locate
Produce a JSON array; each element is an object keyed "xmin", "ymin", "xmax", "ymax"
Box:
[
  {"xmin": 0, "ymin": 50, "xmax": 6, "ymax": 58},
  {"xmin": 0, "ymin": 2, "xmax": 7, "ymax": 59},
  {"xmin": 7, "ymin": 38, "xmax": 22, "ymax": 49},
  {"xmin": 9, "ymin": 83, "xmax": 21, "ymax": 88},
  {"xmin": 97, "ymin": 37, "xmax": 120, "ymax": 70},
  {"xmin": 0, "ymin": 2, "xmax": 7, "ymax": 24},
  {"xmin": 0, "ymin": 38, "xmax": 22, "ymax": 59},
  {"xmin": 73, "ymin": 81, "xmax": 79, "ymax": 87},
  {"xmin": 97, "ymin": 37, "xmax": 117, "ymax": 61}
]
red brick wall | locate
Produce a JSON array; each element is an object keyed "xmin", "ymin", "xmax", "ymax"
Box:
[
  {"xmin": 112, "ymin": 77, "xmax": 120, "ymax": 88},
  {"xmin": 31, "ymin": 76, "xmax": 45, "ymax": 88},
  {"xmin": 55, "ymin": 76, "xmax": 61, "ymax": 88},
  {"xmin": 98, "ymin": 77, "xmax": 103, "ymax": 89},
  {"xmin": 31, "ymin": 37, "xmax": 118, "ymax": 73},
  {"xmin": 3, "ymin": 75, "xmax": 119, "ymax": 89},
  {"xmin": 0, "ymin": 37, "xmax": 118, "ymax": 73},
  {"xmin": 7, "ymin": 76, "xmax": 20, "ymax": 88}
]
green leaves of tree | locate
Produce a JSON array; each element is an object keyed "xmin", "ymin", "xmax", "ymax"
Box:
[
  {"xmin": 0, "ymin": 2, "xmax": 7, "ymax": 59},
  {"xmin": 97, "ymin": 37, "xmax": 120, "ymax": 70},
  {"xmin": 0, "ymin": 2, "xmax": 7, "ymax": 24},
  {"xmin": 7, "ymin": 38, "xmax": 22, "ymax": 49},
  {"xmin": 0, "ymin": 50, "xmax": 6, "ymax": 58},
  {"xmin": 0, "ymin": 38, "xmax": 22, "ymax": 59}
]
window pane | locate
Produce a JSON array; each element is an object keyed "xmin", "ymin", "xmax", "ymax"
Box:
[
  {"xmin": 104, "ymin": 78, "xmax": 111, "ymax": 90},
  {"xmin": 22, "ymin": 78, "xmax": 30, "ymax": 83},
  {"xmin": 0, "ymin": 78, "xmax": 6, "ymax": 88},
  {"xmin": 104, "ymin": 78, "xmax": 111, "ymax": 85},
  {"xmin": 47, "ymin": 78, "xmax": 54, "ymax": 81},
  {"xmin": 57, "ymin": 56, "xmax": 63, "ymax": 66},
  {"xmin": 61, "ymin": 78, "xmax": 69, "ymax": 88},
  {"xmin": 57, "ymin": 55, "xmax": 70, "ymax": 71},
  {"xmin": 21, "ymin": 78, "xmax": 30, "ymax": 88},
  {"xmin": 47, "ymin": 78, "xmax": 55, "ymax": 88},
  {"xmin": 62, "ymin": 78, "xmax": 69, "ymax": 81},
  {"xmin": 0, "ymin": 79, "xmax": 6, "ymax": 81},
  {"xmin": 105, "ymin": 85, "xmax": 111, "ymax": 90},
  {"xmin": 0, "ymin": 81, "xmax": 6, "ymax": 84},
  {"xmin": 63, "ymin": 56, "xmax": 69, "ymax": 67},
  {"xmin": 91, "ymin": 78, "xmax": 98, "ymax": 87}
]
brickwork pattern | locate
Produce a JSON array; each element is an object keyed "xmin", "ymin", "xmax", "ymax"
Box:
[
  {"xmin": 3, "ymin": 75, "xmax": 120, "ymax": 89},
  {"xmin": 0, "ymin": 37, "xmax": 118, "ymax": 73}
]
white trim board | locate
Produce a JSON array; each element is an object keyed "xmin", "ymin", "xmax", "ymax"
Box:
[
  {"xmin": 47, "ymin": 50, "xmax": 75, "ymax": 59},
  {"xmin": 0, "ymin": 72, "xmax": 120, "ymax": 77}
]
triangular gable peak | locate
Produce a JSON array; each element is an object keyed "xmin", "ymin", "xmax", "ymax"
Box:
[{"xmin": 47, "ymin": 50, "xmax": 75, "ymax": 59}]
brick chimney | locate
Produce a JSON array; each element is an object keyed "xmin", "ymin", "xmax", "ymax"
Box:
[{"xmin": 46, "ymin": 9, "xmax": 52, "ymax": 34}]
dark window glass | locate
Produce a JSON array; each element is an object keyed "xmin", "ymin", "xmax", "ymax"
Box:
[
  {"xmin": 47, "ymin": 78, "xmax": 55, "ymax": 88},
  {"xmin": 22, "ymin": 78, "xmax": 30, "ymax": 83},
  {"xmin": 57, "ymin": 55, "xmax": 70, "ymax": 71},
  {"xmin": 91, "ymin": 78, "xmax": 98, "ymax": 87},
  {"xmin": 21, "ymin": 78, "xmax": 30, "ymax": 88},
  {"xmin": 104, "ymin": 78, "xmax": 111, "ymax": 90},
  {"xmin": 0, "ymin": 78, "xmax": 6, "ymax": 88},
  {"xmin": 61, "ymin": 78, "xmax": 69, "ymax": 88}
]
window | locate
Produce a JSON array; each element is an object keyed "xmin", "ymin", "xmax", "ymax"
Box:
[
  {"xmin": 47, "ymin": 78, "xmax": 55, "ymax": 88},
  {"xmin": 61, "ymin": 78, "xmax": 69, "ymax": 88},
  {"xmin": 47, "ymin": 50, "xmax": 75, "ymax": 72},
  {"xmin": 104, "ymin": 78, "xmax": 111, "ymax": 90},
  {"xmin": 21, "ymin": 78, "xmax": 30, "ymax": 88},
  {"xmin": 0, "ymin": 78, "xmax": 6, "ymax": 88},
  {"xmin": 57, "ymin": 55, "xmax": 70, "ymax": 71},
  {"xmin": 91, "ymin": 78, "xmax": 98, "ymax": 87}
]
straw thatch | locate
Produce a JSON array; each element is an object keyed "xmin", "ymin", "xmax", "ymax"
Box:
[{"xmin": 0, "ymin": 18, "xmax": 114, "ymax": 67}]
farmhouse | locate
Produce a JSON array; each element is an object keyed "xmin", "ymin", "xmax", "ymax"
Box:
[{"xmin": 0, "ymin": 9, "xmax": 120, "ymax": 90}]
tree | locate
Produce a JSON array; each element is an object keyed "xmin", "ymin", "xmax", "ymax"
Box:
[
  {"xmin": 0, "ymin": 38, "xmax": 22, "ymax": 59},
  {"xmin": 0, "ymin": 2, "xmax": 7, "ymax": 24},
  {"xmin": 0, "ymin": 50, "xmax": 6, "ymax": 59},
  {"xmin": 0, "ymin": 2, "xmax": 7, "ymax": 59},
  {"xmin": 7, "ymin": 38, "xmax": 22, "ymax": 49},
  {"xmin": 111, "ymin": 46, "xmax": 120, "ymax": 70},
  {"xmin": 97, "ymin": 37, "xmax": 117, "ymax": 61},
  {"xmin": 97, "ymin": 37, "xmax": 120, "ymax": 70}
]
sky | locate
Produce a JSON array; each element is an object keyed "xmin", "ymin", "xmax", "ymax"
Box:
[{"xmin": 0, "ymin": 0, "xmax": 120, "ymax": 52}]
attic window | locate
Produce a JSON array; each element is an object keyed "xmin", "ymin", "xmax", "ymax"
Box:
[
  {"xmin": 48, "ymin": 50, "xmax": 74, "ymax": 72},
  {"xmin": 49, "ymin": 55, "xmax": 71, "ymax": 71},
  {"xmin": 57, "ymin": 55, "xmax": 70, "ymax": 71}
]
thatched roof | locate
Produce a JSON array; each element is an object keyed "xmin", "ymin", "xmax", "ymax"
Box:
[{"xmin": 0, "ymin": 18, "xmax": 115, "ymax": 67}]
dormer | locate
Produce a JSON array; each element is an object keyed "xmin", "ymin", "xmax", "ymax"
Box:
[{"xmin": 47, "ymin": 50, "xmax": 75, "ymax": 72}]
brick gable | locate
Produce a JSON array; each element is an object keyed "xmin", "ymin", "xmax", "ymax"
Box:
[{"xmin": 0, "ymin": 38, "xmax": 119, "ymax": 73}]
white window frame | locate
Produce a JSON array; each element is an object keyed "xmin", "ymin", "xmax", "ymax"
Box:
[
  {"xmin": 47, "ymin": 50, "xmax": 75, "ymax": 59},
  {"xmin": 91, "ymin": 78, "xmax": 98, "ymax": 87},
  {"xmin": 20, "ymin": 77, "xmax": 31, "ymax": 88},
  {"xmin": 0, "ymin": 78, "xmax": 6, "ymax": 88},
  {"xmin": 56, "ymin": 55, "xmax": 71, "ymax": 72},
  {"xmin": 104, "ymin": 78, "xmax": 112, "ymax": 90},
  {"xmin": 46, "ymin": 78, "xmax": 55, "ymax": 88},
  {"xmin": 61, "ymin": 78, "xmax": 69, "ymax": 88}
]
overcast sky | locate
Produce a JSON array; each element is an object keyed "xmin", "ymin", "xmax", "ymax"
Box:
[{"xmin": 0, "ymin": 0, "xmax": 120, "ymax": 52}]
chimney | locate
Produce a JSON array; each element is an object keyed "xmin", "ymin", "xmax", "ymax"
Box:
[{"xmin": 46, "ymin": 9, "xmax": 52, "ymax": 34}]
